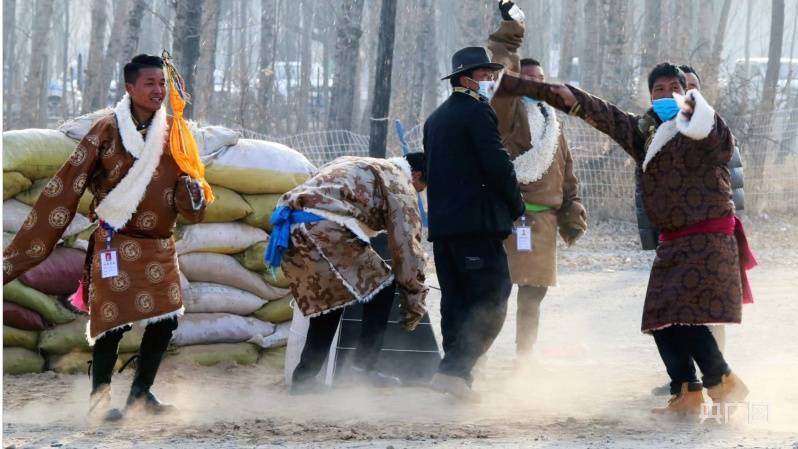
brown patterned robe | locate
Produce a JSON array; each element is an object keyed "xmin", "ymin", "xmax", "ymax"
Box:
[
  {"xmin": 278, "ymin": 157, "xmax": 428, "ymax": 325},
  {"xmin": 3, "ymin": 113, "xmax": 205, "ymax": 341},
  {"xmin": 519, "ymin": 80, "xmax": 743, "ymax": 332},
  {"xmin": 488, "ymin": 19, "xmax": 587, "ymax": 287}
]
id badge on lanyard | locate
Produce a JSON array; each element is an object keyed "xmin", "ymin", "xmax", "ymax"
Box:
[
  {"xmin": 99, "ymin": 222, "xmax": 119, "ymax": 279},
  {"xmin": 515, "ymin": 215, "xmax": 533, "ymax": 252}
]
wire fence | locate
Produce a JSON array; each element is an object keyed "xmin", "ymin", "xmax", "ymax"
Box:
[{"xmin": 240, "ymin": 108, "xmax": 798, "ymax": 222}]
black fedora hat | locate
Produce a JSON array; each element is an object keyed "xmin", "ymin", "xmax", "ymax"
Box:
[{"xmin": 441, "ymin": 47, "xmax": 504, "ymax": 80}]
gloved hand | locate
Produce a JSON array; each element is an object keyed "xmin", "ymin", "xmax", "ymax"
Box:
[{"xmin": 498, "ymin": 0, "xmax": 525, "ymax": 22}]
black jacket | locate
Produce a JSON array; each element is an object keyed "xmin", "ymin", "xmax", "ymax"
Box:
[{"xmin": 423, "ymin": 90, "xmax": 525, "ymax": 241}]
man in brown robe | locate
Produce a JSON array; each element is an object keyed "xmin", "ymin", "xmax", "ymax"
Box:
[
  {"xmin": 496, "ymin": 62, "xmax": 754, "ymax": 417},
  {"xmin": 3, "ymin": 55, "xmax": 206, "ymax": 421},
  {"xmin": 488, "ymin": 1, "xmax": 587, "ymax": 363}
]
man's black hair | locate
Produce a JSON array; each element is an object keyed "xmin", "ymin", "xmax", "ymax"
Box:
[
  {"xmin": 678, "ymin": 64, "xmax": 701, "ymax": 84},
  {"xmin": 404, "ymin": 152, "xmax": 426, "ymax": 182},
  {"xmin": 520, "ymin": 58, "xmax": 541, "ymax": 68},
  {"xmin": 647, "ymin": 62, "xmax": 686, "ymax": 93},
  {"xmin": 450, "ymin": 69, "xmax": 474, "ymax": 88},
  {"xmin": 124, "ymin": 54, "xmax": 164, "ymax": 84}
]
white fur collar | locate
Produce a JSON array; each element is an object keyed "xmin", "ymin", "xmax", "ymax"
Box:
[
  {"xmin": 642, "ymin": 119, "xmax": 679, "ymax": 172},
  {"xmin": 642, "ymin": 89, "xmax": 716, "ymax": 172},
  {"xmin": 676, "ymin": 89, "xmax": 715, "ymax": 140},
  {"xmin": 388, "ymin": 156, "xmax": 412, "ymax": 179},
  {"xmin": 94, "ymin": 94, "xmax": 168, "ymax": 230},
  {"xmin": 513, "ymin": 102, "xmax": 560, "ymax": 184}
]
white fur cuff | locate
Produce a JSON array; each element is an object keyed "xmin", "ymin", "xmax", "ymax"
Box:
[{"xmin": 676, "ymin": 89, "xmax": 715, "ymax": 140}]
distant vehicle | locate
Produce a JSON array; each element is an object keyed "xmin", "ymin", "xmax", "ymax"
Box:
[{"xmin": 729, "ymin": 58, "xmax": 798, "ymax": 103}]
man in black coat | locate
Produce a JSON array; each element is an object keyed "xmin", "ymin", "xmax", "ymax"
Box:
[{"xmin": 423, "ymin": 46, "xmax": 525, "ymax": 400}]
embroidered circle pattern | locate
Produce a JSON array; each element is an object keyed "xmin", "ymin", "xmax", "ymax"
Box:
[
  {"xmin": 135, "ymin": 292, "xmax": 155, "ymax": 313},
  {"xmin": 108, "ymin": 271, "xmax": 131, "ymax": 292},
  {"xmin": 167, "ymin": 283, "xmax": 181, "ymax": 305},
  {"xmin": 145, "ymin": 262, "xmax": 165, "ymax": 284},
  {"xmin": 135, "ymin": 211, "xmax": 157, "ymax": 230},
  {"xmin": 119, "ymin": 240, "xmax": 142, "ymax": 262},
  {"xmin": 25, "ymin": 240, "xmax": 46, "ymax": 259},
  {"xmin": 85, "ymin": 134, "xmax": 100, "ymax": 146},
  {"xmin": 22, "ymin": 210, "xmax": 37, "ymax": 230},
  {"xmin": 69, "ymin": 145, "xmax": 88, "ymax": 166},
  {"xmin": 48, "ymin": 207, "xmax": 71, "ymax": 228},
  {"xmin": 3, "ymin": 260, "xmax": 13, "ymax": 276},
  {"xmin": 43, "ymin": 177, "xmax": 64, "ymax": 198},
  {"xmin": 73, "ymin": 173, "xmax": 88, "ymax": 194},
  {"xmin": 108, "ymin": 161, "xmax": 125, "ymax": 181},
  {"xmin": 101, "ymin": 144, "xmax": 116, "ymax": 159},
  {"xmin": 3, "ymin": 244, "xmax": 19, "ymax": 259},
  {"xmin": 100, "ymin": 302, "xmax": 119, "ymax": 322},
  {"xmin": 158, "ymin": 238, "xmax": 172, "ymax": 251}
]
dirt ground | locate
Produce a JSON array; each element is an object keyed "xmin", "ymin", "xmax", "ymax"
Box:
[{"xmin": 3, "ymin": 215, "xmax": 798, "ymax": 449}]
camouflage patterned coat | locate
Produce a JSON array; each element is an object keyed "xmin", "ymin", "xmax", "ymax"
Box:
[{"xmin": 278, "ymin": 156, "xmax": 428, "ymax": 328}]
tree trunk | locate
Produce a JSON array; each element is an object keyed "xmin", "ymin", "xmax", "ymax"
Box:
[
  {"xmin": 760, "ymin": 0, "xmax": 785, "ymax": 113},
  {"xmin": 297, "ymin": 0, "xmax": 315, "ymax": 133},
  {"xmin": 257, "ymin": 0, "xmax": 278, "ymax": 133},
  {"xmin": 115, "ymin": 0, "xmax": 148, "ymax": 102},
  {"xmin": 639, "ymin": 0, "xmax": 661, "ymax": 103},
  {"xmin": 780, "ymin": 2, "xmax": 797, "ymax": 104},
  {"xmin": 581, "ymin": 0, "xmax": 600, "ymax": 92},
  {"xmin": 61, "ymin": 2, "xmax": 69, "ymax": 119},
  {"xmin": 421, "ymin": 0, "xmax": 439, "ymax": 119},
  {"xmin": 598, "ymin": 0, "xmax": 628, "ymax": 104},
  {"xmin": 91, "ymin": 0, "xmax": 129, "ymax": 112},
  {"xmin": 327, "ymin": 0, "xmax": 365, "ymax": 131},
  {"xmin": 558, "ymin": 0, "xmax": 578, "ymax": 82},
  {"xmin": 368, "ymin": 0, "xmax": 397, "ymax": 158},
  {"xmin": 194, "ymin": 0, "xmax": 222, "ymax": 124},
  {"xmin": 702, "ymin": 0, "xmax": 732, "ymax": 103},
  {"xmin": 744, "ymin": 0, "xmax": 752, "ymax": 78},
  {"xmin": 173, "ymin": 0, "xmax": 203, "ymax": 118},
  {"xmin": 20, "ymin": 0, "xmax": 54, "ymax": 128},
  {"xmin": 82, "ymin": 0, "xmax": 108, "ymax": 113},
  {"xmin": 3, "ymin": 0, "xmax": 16, "ymax": 128}
]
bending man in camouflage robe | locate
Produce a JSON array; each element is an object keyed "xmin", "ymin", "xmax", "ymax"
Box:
[
  {"xmin": 3, "ymin": 55, "xmax": 207, "ymax": 421},
  {"xmin": 266, "ymin": 153, "xmax": 429, "ymax": 394},
  {"xmin": 495, "ymin": 62, "xmax": 756, "ymax": 417}
]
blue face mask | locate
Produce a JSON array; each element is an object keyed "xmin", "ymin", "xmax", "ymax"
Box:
[
  {"xmin": 521, "ymin": 96, "xmax": 540, "ymax": 107},
  {"xmin": 652, "ymin": 98, "xmax": 680, "ymax": 122}
]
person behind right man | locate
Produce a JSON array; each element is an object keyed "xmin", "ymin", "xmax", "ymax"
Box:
[{"xmin": 495, "ymin": 62, "xmax": 756, "ymax": 417}]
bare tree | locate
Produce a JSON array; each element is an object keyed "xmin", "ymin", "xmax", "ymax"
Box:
[
  {"xmin": 257, "ymin": 0, "xmax": 278, "ymax": 133},
  {"xmin": 82, "ymin": 0, "xmax": 108, "ymax": 113},
  {"xmin": 420, "ymin": 0, "xmax": 440, "ymax": 120},
  {"xmin": 173, "ymin": 0, "xmax": 204, "ymax": 118},
  {"xmin": 761, "ymin": 0, "xmax": 785, "ymax": 113},
  {"xmin": 702, "ymin": 0, "xmax": 733, "ymax": 102},
  {"xmin": 20, "ymin": 0, "xmax": 54, "ymax": 128},
  {"xmin": 558, "ymin": 0, "xmax": 579, "ymax": 83},
  {"xmin": 639, "ymin": 0, "xmax": 661, "ymax": 103},
  {"xmin": 598, "ymin": 0, "xmax": 629, "ymax": 104},
  {"xmin": 60, "ymin": 2, "xmax": 70, "ymax": 119},
  {"xmin": 581, "ymin": 0, "xmax": 600, "ymax": 92},
  {"xmin": 327, "ymin": 0, "xmax": 366, "ymax": 131},
  {"xmin": 368, "ymin": 0, "xmax": 397, "ymax": 158},
  {"xmin": 3, "ymin": 0, "xmax": 16, "ymax": 127},
  {"xmin": 115, "ymin": 0, "xmax": 149, "ymax": 102},
  {"xmin": 195, "ymin": 0, "xmax": 222, "ymax": 124},
  {"xmin": 296, "ymin": 0, "xmax": 316, "ymax": 133}
]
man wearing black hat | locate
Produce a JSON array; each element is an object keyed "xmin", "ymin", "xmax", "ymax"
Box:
[{"xmin": 422, "ymin": 47, "xmax": 525, "ymax": 400}]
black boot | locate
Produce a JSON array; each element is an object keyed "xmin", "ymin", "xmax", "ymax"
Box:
[
  {"xmin": 88, "ymin": 352, "xmax": 124, "ymax": 422},
  {"xmin": 125, "ymin": 351, "xmax": 176, "ymax": 415}
]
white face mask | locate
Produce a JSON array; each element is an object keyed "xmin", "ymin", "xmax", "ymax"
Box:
[
  {"xmin": 466, "ymin": 77, "xmax": 497, "ymax": 101},
  {"xmin": 478, "ymin": 80, "xmax": 497, "ymax": 101}
]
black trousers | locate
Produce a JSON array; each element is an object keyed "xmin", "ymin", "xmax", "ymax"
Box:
[
  {"xmin": 434, "ymin": 236, "xmax": 512, "ymax": 384},
  {"xmin": 92, "ymin": 317, "xmax": 178, "ymax": 387},
  {"xmin": 291, "ymin": 280, "xmax": 397, "ymax": 385},
  {"xmin": 653, "ymin": 325, "xmax": 730, "ymax": 394}
]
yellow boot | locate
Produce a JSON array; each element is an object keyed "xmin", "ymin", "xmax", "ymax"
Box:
[
  {"xmin": 706, "ymin": 372, "xmax": 749, "ymax": 422},
  {"xmin": 651, "ymin": 382, "xmax": 705, "ymax": 416}
]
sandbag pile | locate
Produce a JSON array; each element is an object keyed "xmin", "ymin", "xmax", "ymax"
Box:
[{"xmin": 3, "ymin": 113, "xmax": 315, "ymax": 374}]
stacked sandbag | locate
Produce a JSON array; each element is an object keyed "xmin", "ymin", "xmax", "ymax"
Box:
[{"xmin": 4, "ymin": 118, "xmax": 315, "ymax": 371}]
